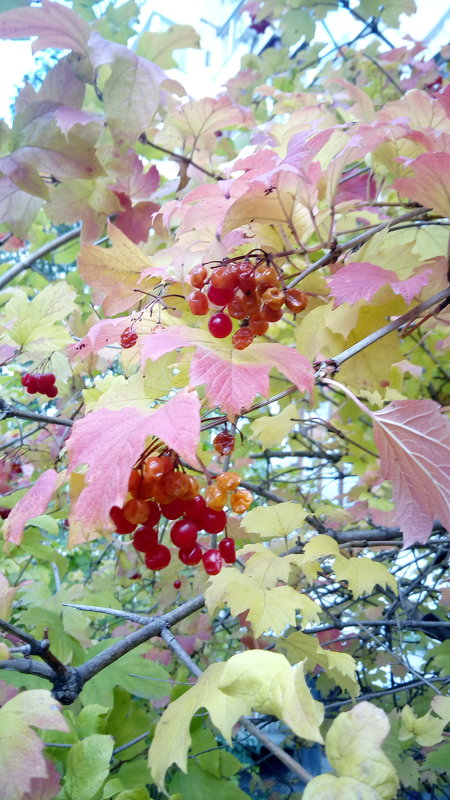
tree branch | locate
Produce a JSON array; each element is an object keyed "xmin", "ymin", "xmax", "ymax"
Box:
[
  {"xmin": 0, "ymin": 226, "xmax": 81, "ymax": 291},
  {"xmin": 0, "ymin": 399, "xmax": 74, "ymax": 428},
  {"xmin": 325, "ymin": 286, "xmax": 450, "ymax": 371},
  {"xmin": 287, "ymin": 207, "xmax": 433, "ymax": 288}
]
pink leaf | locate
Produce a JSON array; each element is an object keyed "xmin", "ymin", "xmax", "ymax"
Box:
[
  {"xmin": 67, "ymin": 391, "xmax": 201, "ymax": 530},
  {"xmin": 23, "ymin": 760, "xmax": 62, "ymax": 800},
  {"xmin": 0, "ymin": 0, "xmax": 90, "ymax": 55},
  {"xmin": 141, "ymin": 326, "xmax": 313, "ymax": 415},
  {"xmin": 393, "ymin": 152, "xmax": 450, "ymax": 218},
  {"xmin": 66, "ymin": 315, "xmax": 134, "ymax": 361},
  {"xmin": 327, "ymin": 262, "xmax": 432, "ymax": 306},
  {"xmin": 3, "ymin": 469, "xmax": 59, "ymax": 546},
  {"xmin": 0, "ymin": 343, "xmax": 17, "ymax": 365},
  {"xmin": 371, "ymin": 400, "xmax": 450, "ymax": 546}
]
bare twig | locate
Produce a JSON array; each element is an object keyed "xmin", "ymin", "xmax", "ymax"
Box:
[
  {"xmin": 0, "ymin": 226, "xmax": 81, "ymax": 291},
  {"xmin": 0, "ymin": 399, "xmax": 74, "ymax": 428}
]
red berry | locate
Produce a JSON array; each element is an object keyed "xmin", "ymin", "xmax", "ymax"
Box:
[
  {"xmin": 46, "ymin": 385, "xmax": 58, "ymax": 398},
  {"xmin": 173, "ymin": 578, "xmax": 182, "ymax": 589},
  {"xmin": 202, "ymin": 549, "xmax": 222, "ymax": 575},
  {"xmin": 145, "ymin": 544, "xmax": 171, "ymax": 570},
  {"xmin": 121, "ymin": 327, "xmax": 138, "ymax": 349},
  {"xmin": 21, "ymin": 373, "xmax": 32, "ymax": 387},
  {"xmin": 145, "ymin": 501, "xmax": 161, "ymax": 527},
  {"xmin": 199, "ymin": 507, "xmax": 227, "ymax": 534},
  {"xmin": 213, "ymin": 432, "xmax": 235, "ymax": 456},
  {"xmin": 170, "ymin": 519, "xmax": 199, "ymax": 548},
  {"xmin": 208, "ymin": 313, "xmax": 233, "ymax": 338},
  {"xmin": 190, "ymin": 265, "xmax": 208, "ymax": 289},
  {"xmin": 110, "ymin": 505, "xmax": 136, "ymax": 534},
  {"xmin": 0, "ymin": 507, "xmax": 10, "ymax": 520},
  {"xmin": 129, "ymin": 572, "xmax": 142, "ymax": 580},
  {"xmin": 182, "ymin": 494, "xmax": 207, "ymax": 522},
  {"xmin": 159, "ymin": 498, "xmax": 185, "ymax": 520},
  {"xmin": 26, "ymin": 377, "xmax": 38, "ymax": 393},
  {"xmin": 178, "ymin": 543, "xmax": 202, "ymax": 565},
  {"xmin": 237, "ymin": 264, "xmax": 256, "ymax": 293},
  {"xmin": 232, "ymin": 328, "xmax": 254, "ymax": 351},
  {"xmin": 188, "ymin": 290, "xmax": 209, "ymax": 315},
  {"xmin": 133, "ymin": 526, "xmax": 159, "ymax": 553},
  {"xmin": 248, "ymin": 315, "xmax": 269, "ymax": 336},
  {"xmin": 207, "ymin": 285, "xmax": 235, "ymax": 306},
  {"xmin": 219, "ymin": 537, "xmax": 236, "ymax": 563}
]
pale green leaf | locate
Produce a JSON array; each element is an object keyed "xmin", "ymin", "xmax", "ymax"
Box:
[
  {"xmin": 333, "ymin": 554, "xmax": 397, "ymax": 596},
  {"xmin": 62, "ymin": 734, "xmax": 114, "ymax": 800},
  {"xmin": 241, "ymin": 502, "xmax": 307, "ymax": 539},
  {"xmin": 249, "ymin": 403, "xmax": 297, "ymax": 449}
]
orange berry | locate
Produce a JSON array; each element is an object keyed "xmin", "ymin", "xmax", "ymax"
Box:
[
  {"xmin": 261, "ymin": 287, "xmax": 285, "ymax": 310},
  {"xmin": 128, "ymin": 469, "xmax": 142, "ymax": 498},
  {"xmin": 143, "ymin": 455, "xmax": 174, "ymax": 479},
  {"xmin": 216, "ymin": 471, "xmax": 241, "ymax": 491},
  {"xmin": 284, "ymin": 288, "xmax": 308, "ymax": 314},
  {"xmin": 230, "ymin": 487, "xmax": 253, "ymax": 514},
  {"xmin": 161, "ymin": 471, "xmax": 191, "ymax": 499},
  {"xmin": 123, "ymin": 498, "xmax": 150, "ymax": 525},
  {"xmin": 205, "ymin": 484, "xmax": 227, "ymax": 510}
]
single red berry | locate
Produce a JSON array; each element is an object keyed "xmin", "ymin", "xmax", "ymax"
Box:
[
  {"xmin": 21, "ymin": 373, "xmax": 32, "ymax": 387},
  {"xmin": 237, "ymin": 264, "xmax": 256, "ymax": 293},
  {"xmin": 188, "ymin": 290, "xmax": 209, "ymax": 316},
  {"xmin": 110, "ymin": 505, "xmax": 136, "ymax": 534},
  {"xmin": 46, "ymin": 385, "xmax": 58, "ymax": 398},
  {"xmin": 199, "ymin": 507, "xmax": 227, "ymax": 534},
  {"xmin": 145, "ymin": 544, "xmax": 171, "ymax": 570},
  {"xmin": 170, "ymin": 519, "xmax": 199, "ymax": 548},
  {"xmin": 208, "ymin": 313, "xmax": 233, "ymax": 338},
  {"xmin": 173, "ymin": 578, "xmax": 182, "ymax": 589},
  {"xmin": 248, "ymin": 315, "xmax": 269, "ymax": 336},
  {"xmin": 178, "ymin": 543, "xmax": 202, "ymax": 565},
  {"xmin": 133, "ymin": 526, "xmax": 159, "ymax": 553},
  {"xmin": 232, "ymin": 328, "xmax": 254, "ymax": 351},
  {"xmin": 0, "ymin": 507, "xmax": 10, "ymax": 520},
  {"xmin": 10, "ymin": 461, "xmax": 22, "ymax": 474},
  {"xmin": 160, "ymin": 498, "xmax": 186, "ymax": 520},
  {"xmin": 207, "ymin": 285, "xmax": 235, "ymax": 306},
  {"xmin": 182, "ymin": 494, "xmax": 207, "ymax": 522},
  {"xmin": 213, "ymin": 431, "xmax": 235, "ymax": 456},
  {"xmin": 202, "ymin": 549, "xmax": 222, "ymax": 575},
  {"xmin": 121, "ymin": 327, "xmax": 138, "ymax": 349},
  {"xmin": 219, "ymin": 537, "xmax": 236, "ymax": 563}
]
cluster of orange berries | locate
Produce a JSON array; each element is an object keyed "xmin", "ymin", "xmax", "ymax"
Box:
[
  {"xmin": 188, "ymin": 257, "xmax": 308, "ymax": 349},
  {"xmin": 109, "ymin": 451, "xmax": 253, "ymax": 576}
]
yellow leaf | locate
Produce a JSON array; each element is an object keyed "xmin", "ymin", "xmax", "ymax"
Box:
[
  {"xmin": 399, "ymin": 705, "xmax": 446, "ymax": 746},
  {"xmin": 0, "ymin": 643, "xmax": 10, "ymax": 660},
  {"xmin": 303, "ymin": 702, "xmax": 399, "ymax": 800},
  {"xmin": 431, "ymin": 695, "xmax": 450, "ymax": 721},
  {"xmin": 241, "ymin": 502, "xmax": 307, "ymax": 539},
  {"xmin": 301, "ymin": 534, "xmax": 340, "ymax": 562},
  {"xmin": 279, "ymin": 630, "xmax": 359, "ymax": 697},
  {"xmin": 219, "ymin": 651, "xmax": 323, "ymax": 743},
  {"xmin": 249, "ymin": 402, "xmax": 297, "ymax": 449},
  {"xmin": 240, "ymin": 543, "xmax": 301, "ymax": 588},
  {"xmin": 149, "ymin": 651, "xmax": 323, "ymax": 791},
  {"xmin": 333, "ymin": 554, "xmax": 397, "ymax": 596},
  {"xmin": 83, "ymin": 355, "xmax": 184, "ymax": 412},
  {"xmin": 77, "ymin": 222, "xmax": 157, "ymax": 315},
  {"xmin": 205, "ymin": 569, "xmax": 321, "ymax": 637},
  {"xmin": 1, "ymin": 282, "xmax": 76, "ymax": 358}
]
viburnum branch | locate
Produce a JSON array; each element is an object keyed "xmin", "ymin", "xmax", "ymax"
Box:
[
  {"xmin": 139, "ymin": 133, "xmax": 220, "ymax": 181},
  {"xmin": 0, "ymin": 226, "xmax": 81, "ymax": 291},
  {"xmin": 287, "ymin": 207, "xmax": 433, "ymax": 288},
  {"xmin": 0, "ymin": 617, "xmax": 68, "ymax": 675},
  {"xmin": 0, "ymin": 399, "xmax": 74, "ymax": 428}
]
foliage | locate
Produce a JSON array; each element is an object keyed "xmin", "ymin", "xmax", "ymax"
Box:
[{"xmin": 0, "ymin": 0, "xmax": 449, "ymax": 798}]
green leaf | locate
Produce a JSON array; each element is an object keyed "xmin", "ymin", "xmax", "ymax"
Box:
[
  {"xmin": 424, "ymin": 743, "xmax": 450, "ymax": 774},
  {"xmin": 79, "ymin": 642, "xmax": 170, "ymax": 706},
  {"xmin": 169, "ymin": 761, "xmax": 251, "ymax": 800},
  {"xmin": 62, "ymin": 734, "xmax": 114, "ymax": 800}
]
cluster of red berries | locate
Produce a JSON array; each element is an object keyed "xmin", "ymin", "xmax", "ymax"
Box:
[
  {"xmin": 109, "ymin": 452, "xmax": 253, "ymax": 576},
  {"xmin": 120, "ymin": 327, "xmax": 138, "ymax": 349},
  {"xmin": 187, "ymin": 258, "xmax": 308, "ymax": 349},
  {"xmin": 21, "ymin": 372, "xmax": 58, "ymax": 398}
]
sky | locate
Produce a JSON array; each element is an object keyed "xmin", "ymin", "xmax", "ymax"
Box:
[{"xmin": 0, "ymin": 0, "xmax": 449, "ymax": 122}]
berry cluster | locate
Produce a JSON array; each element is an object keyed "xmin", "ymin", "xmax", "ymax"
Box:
[
  {"xmin": 188, "ymin": 258, "xmax": 308, "ymax": 349},
  {"xmin": 21, "ymin": 372, "xmax": 58, "ymax": 398},
  {"xmin": 109, "ymin": 453, "xmax": 252, "ymax": 577}
]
